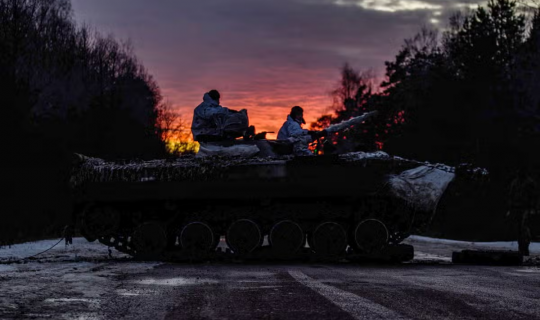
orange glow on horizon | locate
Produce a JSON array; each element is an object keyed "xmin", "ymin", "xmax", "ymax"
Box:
[
  {"xmin": 160, "ymin": 67, "xmax": 340, "ymax": 141},
  {"xmin": 160, "ymin": 70, "xmax": 386, "ymax": 142}
]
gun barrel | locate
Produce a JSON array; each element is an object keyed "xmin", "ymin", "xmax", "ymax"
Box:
[{"xmin": 325, "ymin": 111, "xmax": 378, "ymax": 134}]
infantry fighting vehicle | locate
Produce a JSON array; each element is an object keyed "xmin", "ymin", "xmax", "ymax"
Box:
[{"xmin": 68, "ymin": 139, "xmax": 488, "ymax": 262}]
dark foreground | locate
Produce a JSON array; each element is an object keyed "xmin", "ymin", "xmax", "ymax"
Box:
[{"xmin": 0, "ymin": 239, "xmax": 539, "ymax": 320}]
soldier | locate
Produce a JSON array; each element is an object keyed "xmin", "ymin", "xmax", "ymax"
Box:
[
  {"xmin": 191, "ymin": 90, "xmax": 254, "ymax": 142},
  {"xmin": 63, "ymin": 224, "xmax": 73, "ymax": 246},
  {"xmin": 507, "ymin": 168, "xmax": 538, "ymax": 256},
  {"xmin": 277, "ymin": 106, "xmax": 327, "ymax": 155}
]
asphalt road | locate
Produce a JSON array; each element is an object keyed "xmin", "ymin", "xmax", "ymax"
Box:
[
  {"xmin": 100, "ymin": 263, "xmax": 540, "ymax": 320},
  {"xmin": 0, "ymin": 239, "xmax": 539, "ymax": 320}
]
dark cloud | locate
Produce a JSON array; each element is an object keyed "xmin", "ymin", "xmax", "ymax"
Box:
[{"xmin": 71, "ymin": 0, "xmax": 484, "ymax": 137}]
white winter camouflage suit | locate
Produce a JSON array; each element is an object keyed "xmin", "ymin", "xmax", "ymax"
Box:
[
  {"xmin": 277, "ymin": 115, "xmax": 313, "ymax": 156},
  {"xmin": 191, "ymin": 93, "xmax": 234, "ymax": 139}
]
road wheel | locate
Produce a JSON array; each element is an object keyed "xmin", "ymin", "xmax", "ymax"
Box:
[
  {"xmin": 180, "ymin": 222, "xmax": 216, "ymax": 256},
  {"xmin": 353, "ymin": 219, "xmax": 388, "ymax": 254},
  {"xmin": 269, "ymin": 220, "xmax": 304, "ymax": 258},
  {"xmin": 226, "ymin": 219, "xmax": 262, "ymax": 255},
  {"xmin": 132, "ymin": 222, "xmax": 167, "ymax": 256},
  {"xmin": 310, "ymin": 222, "xmax": 347, "ymax": 257}
]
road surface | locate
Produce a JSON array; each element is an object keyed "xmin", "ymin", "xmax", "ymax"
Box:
[{"xmin": 0, "ymin": 237, "xmax": 539, "ymax": 320}]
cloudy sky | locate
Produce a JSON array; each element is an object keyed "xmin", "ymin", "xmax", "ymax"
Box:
[{"xmin": 71, "ymin": 0, "xmax": 485, "ymax": 138}]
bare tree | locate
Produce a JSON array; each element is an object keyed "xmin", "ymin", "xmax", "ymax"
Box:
[{"xmin": 157, "ymin": 101, "xmax": 189, "ymax": 142}]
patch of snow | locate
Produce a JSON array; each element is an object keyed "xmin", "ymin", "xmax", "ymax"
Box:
[
  {"xmin": 412, "ymin": 252, "xmax": 452, "ymax": 263},
  {"xmin": 0, "ymin": 264, "xmax": 16, "ymax": 272},
  {"xmin": 135, "ymin": 277, "xmax": 218, "ymax": 286},
  {"xmin": 0, "ymin": 263, "xmax": 157, "ymax": 319},
  {"xmin": 339, "ymin": 151, "xmax": 390, "ymax": 161},
  {"xmin": 0, "ymin": 237, "xmax": 130, "ymax": 261},
  {"xmin": 408, "ymin": 235, "xmax": 540, "ymax": 253},
  {"xmin": 45, "ymin": 298, "xmax": 98, "ymax": 305},
  {"xmin": 116, "ymin": 288, "xmax": 153, "ymax": 296},
  {"xmin": 515, "ymin": 267, "xmax": 540, "ymax": 273},
  {"xmin": 0, "ymin": 240, "xmax": 160, "ymax": 320},
  {"xmin": 60, "ymin": 312, "xmax": 100, "ymax": 320},
  {"xmin": 117, "ymin": 291, "xmax": 140, "ymax": 296}
]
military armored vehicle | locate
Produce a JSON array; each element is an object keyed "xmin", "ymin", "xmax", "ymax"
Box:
[{"xmin": 69, "ymin": 140, "xmax": 488, "ymax": 262}]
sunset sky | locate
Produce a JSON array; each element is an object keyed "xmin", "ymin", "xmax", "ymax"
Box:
[{"xmin": 71, "ymin": 0, "xmax": 485, "ymax": 139}]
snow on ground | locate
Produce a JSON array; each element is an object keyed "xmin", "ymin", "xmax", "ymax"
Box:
[
  {"xmin": 0, "ymin": 261, "xmax": 159, "ymax": 319},
  {"xmin": 407, "ymin": 235, "xmax": 540, "ymax": 253},
  {"xmin": 0, "ymin": 237, "xmax": 130, "ymax": 262},
  {"xmin": 1, "ymin": 235, "xmax": 538, "ymax": 265},
  {"xmin": 403, "ymin": 235, "xmax": 540, "ymax": 264},
  {"xmin": 0, "ymin": 238, "xmax": 159, "ymax": 319}
]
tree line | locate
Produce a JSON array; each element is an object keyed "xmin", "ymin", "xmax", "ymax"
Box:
[
  {"xmin": 311, "ymin": 0, "xmax": 540, "ymax": 240},
  {"xmin": 314, "ymin": 0, "xmax": 540, "ymax": 171},
  {"xmin": 0, "ymin": 0, "xmax": 168, "ymax": 244}
]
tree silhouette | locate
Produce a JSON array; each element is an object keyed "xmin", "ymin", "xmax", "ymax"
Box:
[
  {"xmin": 157, "ymin": 102, "xmax": 198, "ymax": 155},
  {"xmin": 380, "ymin": 0, "xmax": 535, "ymax": 167},
  {"xmin": 443, "ymin": 0, "xmax": 526, "ymax": 158},
  {"xmin": 0, "ymin": 0, "xmax": 166, "ymax": 244},
  {"xmin": 310, "ymin": 63, "xmax": 381, "ymax": 153},
  {"xmin": 512, "ymin": 8, "xmax": 540, "ymax": 145}
]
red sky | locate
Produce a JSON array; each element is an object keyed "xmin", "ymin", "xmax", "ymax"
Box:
[
  {"xmin": 160, "ymin": 66, "xmax": 343, "ymax": 139},
  {"xmin": 71, "ymin": 0, "xmax": 482, "ymax": 139}
]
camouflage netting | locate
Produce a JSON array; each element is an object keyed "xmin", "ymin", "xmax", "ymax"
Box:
[
  {"xmin": 70, "ymin": 151, "xmax": 488, "ymax": 213},
  {"xmin": 70, "ymin": 151, "xmax": 406, "ymax": 189},
  {"xmin": 69, "ymin": 153, "xmax": 294, "ymax": 188},
  {"xmin": 71, "ymin": 149, "xmax": 484, "ymax": 178},
  {"xmin": 70, "ymin": 152, "xmax": 404, "ymax": 187}
]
